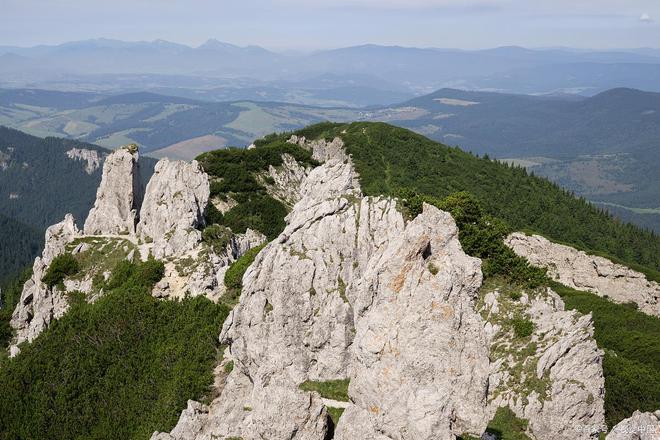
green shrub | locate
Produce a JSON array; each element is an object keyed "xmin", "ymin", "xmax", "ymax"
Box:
[
  {"xmin": 223, "ymin": 245, "xmax": 266, "ymax": 306},
  {"xmin": 512, "ymin": 317, "xmax": 535, "ymax": 338},
  {"xmin": 41, "ymin": 253, "xmax": 80, "ymax": 288},
  {"xmin": 222, "ymin": 195, "xmax": 288, "ymax": 240},
  {"xmin": 485, "ymin": 407, "xmax": 532, "ymax": 440},
  {"xmin": 205, "ymin": 202, "xmax": 224, "ymax": 226},
  {"xmin": 103, "ymin": 258, "xmax": 165, "ymax": 292},
  {"xmin": 0, "ymin": 259, "xmax": 228, "ymax": 440},
  {"xmin": 202, "ymin": 224, "xmax": 233, "ymax": 253}
]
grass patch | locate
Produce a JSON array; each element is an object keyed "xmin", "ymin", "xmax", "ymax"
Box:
[
  {"xmin": 299, "ymin": 379, "xmax": 350, "ymax": 402},
  {"xmin": 326, "ymin": 406, "xmax": 345, "ymax": 429}
]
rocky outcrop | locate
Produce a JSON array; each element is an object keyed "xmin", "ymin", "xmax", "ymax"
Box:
[
  {"xmin": 84, "ymin": 145, "xmax": 142, "ymax": 236},
  {"xmin": 335, "ymin": 204, "xmax": 489, "ymax": 440},
  {"xmin": 505, "ymin": 233, "xmax": 660, "ymax": 317},
  {"xmin": 259, "ymin": 153, "xmax": 310, "ymax": 207},
  {"xmin": 66, "ymin": 148, "xmax": 103, "ymax": 174},
  {"xmin": 153, "ymin": 229, "xmax": 267, "ymax": 302},
  {"xmin": 10, "ymin": 214, "xmax": 80, "ymax": 355},
  {"xmin": 481, "ymin": 286, "xmax": 605, "ymax": 439},
  {"xmin": 9, "ymin": 148, "xmax": 264, "ymax": 351},
  {"xmin": 137, "ymin": 158, "xmax": 209, "ymax": 258},
  {"xmin": 153, "ymin": 145, "xmax": 494, "ymax": 439},
  {"xmin": 287, "ymin": 134, "xmax": 350, "ymax": 163},
  {"xmin": 607, "ymin": 411, "xmax": 660, "ymax": 440}
]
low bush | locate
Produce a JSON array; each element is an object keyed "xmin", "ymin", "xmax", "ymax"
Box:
[
  {"xmin": 0, "ymin": 259, "xmax": 228, "ymax": 440},
  {"xmin": 511, "ymin": 317, "xmax": 535, "ymax": 338},
  {"xmin": 223, "ymin": 245, "xmax": 266, "ymax": 306},
  {"xmin": 202, "ymin": 224, "xmax": 233, "ymax": 254},
  {"xmin": 41, "ymin": 253, "xmax": 80, "ymax": 288}
]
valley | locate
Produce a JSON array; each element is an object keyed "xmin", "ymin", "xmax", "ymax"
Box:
[{"xmin": 1, "ymin": 86, "xmax": 659, "ymax": 232}]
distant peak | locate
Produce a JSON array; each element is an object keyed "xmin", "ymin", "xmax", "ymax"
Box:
[{"xmin": 198, "ymin": 39, "xmax": 238, "ymax": 50}]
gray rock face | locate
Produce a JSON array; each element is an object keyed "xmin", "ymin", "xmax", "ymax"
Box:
[
  {"xmin": 153, "ymin": 229, "xmax": 267, "ymax": 302},
  {"xmin": 505, "ymin": 233, "xmax": 660, "ymax": 317},
  {"xmin": 154, "ymin": 154, "xmax": 492, "ymax": 439},
  {"xmin": 84, "ymin": 145, "xmax": 142, "ymax": 236},
  {"xmin": 335, "ymin": 203, "xmax": 489, "ymax": 440},
  {"xmin": 10, "ymin": 214, "xmax": 80, "ymax": 353},
  {"xmin": 287, "ymin": 135, "xmax": 349, "ymax": 163},
  {"xmin": 260, "ymin": 153, "xmax": 311, "ymax": 207},
  {"xmin": 606, "ymin": 411, "xmax": 660, "ymax": 440},
  {"xmin": 481, "ymin": 287, "xmax": 605, "ymax": 440},
  {"xmin": 66, "ymin": 148, "xmax": 103, "ymax": 174},
  {"xmin": 137, "ymin": 158, "xmax": 209, "ymax": 259}
]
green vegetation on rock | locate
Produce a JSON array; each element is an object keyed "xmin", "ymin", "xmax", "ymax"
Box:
[
  {"xmin": 197, "ymin": 142, "xmax": 318, "ymax": 240},
  {"xmin": 299, "ymin": 378, "xmax": 350, "ymax": 402},
  {"xmin": 0, "ymin": 258, "xmax": 229, "ymax": 440},
  {"xmin": 552, "ymin": 282, "xmax": 660, "ymax": 427},
  {"xmin": 223, "ymin": 244, "xmax": 266, "ymax": 306},
  {"xmin": 279, "ymin": 122, "xmax": 660, "ymax": 272},
  {"xmin": 41, "ymin": 253, "xmax": 80, "ymax": 288}
]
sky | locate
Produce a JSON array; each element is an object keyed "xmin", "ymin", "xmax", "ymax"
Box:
[{"xmin": 2, "ymin": 0, "xmax": 660, "ymax": 50}]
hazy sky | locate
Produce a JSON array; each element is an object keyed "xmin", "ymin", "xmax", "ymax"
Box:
[{"xmin": 2, "ymin": 0, "xmax": 660, "ymax": 50}]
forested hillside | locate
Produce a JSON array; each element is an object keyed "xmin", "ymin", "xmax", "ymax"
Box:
[
  {"xmin": 0, "ymin": 127, "xmax": 157, "ymax": 281},
  {"xmin": 0, "ymin": 214, "xmax": 40, "ymax": 284},
  {"xmin": 280, "ymin": 122, "xmax": 660, "ymax": 272}
]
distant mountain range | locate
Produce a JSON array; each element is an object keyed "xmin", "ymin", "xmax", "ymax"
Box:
[
  {"xmin": 3, "ymin": 39, "xmax": 660, "ymax": 105},
  {"xmin": 0, "ymin": 86, "xmax": 658, "ymax": 233}
]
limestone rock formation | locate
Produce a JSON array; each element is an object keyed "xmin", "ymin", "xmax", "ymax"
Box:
[
  {"xmin": 153, "ymin": 149, "xmax": 492, "ymax": 439},
  {"xmin": 505, "ymin": 232, "xmax": 660, "ymax": 317},
  {"xmin": 481, "ymin": 286, "xmax": 606, "ymax": 440},
  {"xmin": 259, "ymin": 153, "xmax": 311, "ymax": 207},
  {"xmin": 66, "ymin": 148, "xmax": 103, "ymax": 174},
  {"xmin": 10, "ymin": 214, "xmax": 80, "ymax": 354},
  {"xmin": 335, "ymin": 203, "xmax": 489, "ymax": 440},
  {"xmin": 287, "ymin": 134, "xmax": 350, "ymax": 163},
  {"xmin": 137, "ymin": 158, "xmax": 209, "ymax": 258},
  {"xmin": 153, "ymin": 228, "xmax": 267, "ymax": 302},
  {"xmin": 84, "ymin": 145, "xmax": 142, "ymax": 235},
  {"xmin": 607, "ymin": 411, "xmax": 660, "ymax": 440}
]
